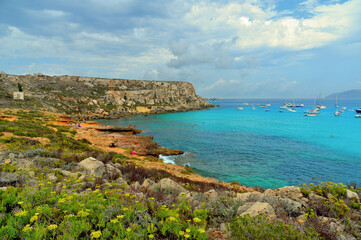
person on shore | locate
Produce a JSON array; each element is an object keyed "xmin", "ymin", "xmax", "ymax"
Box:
[{"xmin": 129, "ymin": 124, "xmax": 132, "ymax": 128}]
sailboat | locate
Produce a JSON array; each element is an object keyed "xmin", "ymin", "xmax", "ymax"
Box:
[
  {"xmin": 287, "ymin": 99, "xmax": 296, "ymax": 112},
  {"xmin": 334, "ymin": 94, "xmax": 341, "ymax": 116},
  {"xmin": 304, "ymin": 96, "xmax": 320, "ymax": 116},
  {"xmin": 316, "ymin": 91, "xmax": 326, "ymax": 109}
]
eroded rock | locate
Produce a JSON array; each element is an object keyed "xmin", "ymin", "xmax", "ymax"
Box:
[
  {"xmin": 239, "ymin": 202, "xmax": 276, "ymax": 221},
  {"xmin": 78, "ymin": 157, "xmax": 105, "ymax": 178},
  {"xmin": 159, "ymin": 178, "xmax": 186, "ymax": 194}
]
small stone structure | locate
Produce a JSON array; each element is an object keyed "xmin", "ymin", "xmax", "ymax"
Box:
[{"xmin": 13, "ymin": 92, "xmax": 24, "ymax": 100}]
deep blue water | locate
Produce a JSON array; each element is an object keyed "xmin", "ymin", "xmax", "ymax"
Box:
[{"xmin": 98, "ymin": 99, "xmax": 361, "ymax": 188}]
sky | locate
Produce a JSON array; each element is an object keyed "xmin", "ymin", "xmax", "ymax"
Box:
[{"xmin": 0, "ymin": 0, "xmax": 360, "ymax": 99}]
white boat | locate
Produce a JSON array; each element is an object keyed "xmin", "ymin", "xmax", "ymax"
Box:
[
  {"xmin": 237, "ymin": 107, "xmax": 243, "ymax": 111},
  {"xmin": 305, "ymin": 113, "xmax": 317, "ymax": 117},
  {"xmin": 355, "ymin": 114, "xmax": 361, "ymax": 118},
  {"xmin": 287, "ymin": 108, "xmax": 296, "ymax": 112},
  {"xmin": 252, "ymin": 106, "xmax": 256, "ymax": 110},
  {"xmin": 280, "ymin": 105, "xmax": 288, "ymax": 109},
  {"xmin": 304, "ymin": 108, "xmax": 320, "ymax": 114},
  {"xmin": 341, "ymin": 107, "xmax": 346, "ymax": 111}
]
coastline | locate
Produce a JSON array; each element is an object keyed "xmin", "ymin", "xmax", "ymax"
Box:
[{"xmin": 1, "ymin": 108, "xmax": 361, "ymax": 239}]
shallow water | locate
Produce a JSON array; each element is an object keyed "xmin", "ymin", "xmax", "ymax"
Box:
[{"xmin": 98, "ymin": 99, "xmax": 361, "ymax": 188}]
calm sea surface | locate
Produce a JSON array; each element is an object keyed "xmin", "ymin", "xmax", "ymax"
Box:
[{"xmin": 97, "ymin": 99, "xmax": 361, "ymax": 188}]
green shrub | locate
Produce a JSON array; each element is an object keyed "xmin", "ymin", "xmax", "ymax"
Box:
[
  {"xmin": 0, "ymin": 137, "xmax": 41, "ymax": 151},
  {"xmin": 0, "ymin": 178, "xmax": 209, "ymax": 239},
  {"xmin": 227, "ymin": 214, "xmax": 321, "ymax": 240}
]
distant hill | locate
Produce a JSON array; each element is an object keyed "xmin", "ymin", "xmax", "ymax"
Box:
[{"xmin": 326, "ymin": 89, "xmax": 361, "ymax": 100}]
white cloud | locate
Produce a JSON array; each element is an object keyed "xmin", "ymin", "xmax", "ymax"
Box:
[{"xmin": 184, "ymin": 0, "xmax": 361, "ymax": 50}]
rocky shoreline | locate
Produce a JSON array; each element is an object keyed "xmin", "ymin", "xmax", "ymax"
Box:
[{"xmin": 1, "ymin": 109, "xmax": 361, "ymax": 239}]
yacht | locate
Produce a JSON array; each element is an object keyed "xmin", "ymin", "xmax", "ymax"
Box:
[{"xmin": 304, "ymin": 113, "xmax": 317, "ymax": 117}]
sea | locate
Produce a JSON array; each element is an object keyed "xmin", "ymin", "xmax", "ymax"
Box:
[{"xmin": 97, "ymin": 99, "xmax": 361, "ymax": 188}]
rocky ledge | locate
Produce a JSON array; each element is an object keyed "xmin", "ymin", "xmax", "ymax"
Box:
[{"xmin": 0, "ymin": 72, "xmax": 214, "ymax": 118}]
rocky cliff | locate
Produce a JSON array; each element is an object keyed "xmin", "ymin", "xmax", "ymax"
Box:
[{"xmin": 0, "ymin": 72, "xmax": 213, "ymax": 118}]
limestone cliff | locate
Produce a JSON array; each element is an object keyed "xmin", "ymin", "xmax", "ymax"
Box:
[{"xmin": 0, "ymin": 72, "xmax": 213, "ymax": 118}]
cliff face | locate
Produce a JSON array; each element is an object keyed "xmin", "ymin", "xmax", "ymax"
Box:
[{"xmin": 0, "ymin": 72, "xmax": 213, "ymax": 118}]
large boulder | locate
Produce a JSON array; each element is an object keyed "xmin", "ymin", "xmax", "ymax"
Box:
[
  {"xmin": 78, "ymin": 157, "xmax": 105, "ymax": 178},
  {"xmin": 0, "ymin": 172, "xmax": 21, "ymax": 186},
  {"xmin": 239, "ymin": 202, "xmax": 276, "ymax": 221},
  {"xmin": 279, "ymin": 198, "xmax": 303, "ymax": 216},
  {"xmin": 309, "ymin": 192, "xmax": 327, "ymax": 202},
  {"xmin": 235, "ymin": 192, "xmax": 262, "ymax": 202},
  {"xmin": 274, "ymin": 186, "xmax": 303, "ymax": 199},
  {"xmin": 159, "ymin": 178, "xmax": 186, "ymax": 194},
  {"xmin": 204, "ymin": 189, "xmax": 219, "ymax": 202},
  {"xmin": 105, "ymin": 164, "xmax": 122, "ymax": 178},
  {"xmin": 346, "ymin": 190, "xmax": 359, "ymax": 200},
  {"xmin": 142, "ymin": 179, "xmax": 155, "ymax": 189}
]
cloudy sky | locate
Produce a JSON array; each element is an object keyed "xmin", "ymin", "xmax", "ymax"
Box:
[{"xmin": 0, "ymin": 0, "xmax": 360, "ymax": 98}]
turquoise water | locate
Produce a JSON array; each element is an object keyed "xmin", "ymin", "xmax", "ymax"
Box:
[{"xmin": 98, "ymin": 99, "xmax": 361, "ymax": 188}]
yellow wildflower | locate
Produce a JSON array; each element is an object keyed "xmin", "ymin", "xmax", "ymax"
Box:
[
  {"xmin": 62, "ymin": 185, "xmax": 67, "ymax": 189},
  {"xmin": 47, "ymin": 181, "xmax": 52, "ymax": 185},
  {"xmin": 298, "ymin": 219, "xmax": 304, "ymax": 223},
  {"xmin": 198, "ymin": 229, "xmax": 205, "ymax": 233},
  {"xmin": 18, "ymin": 201, "xmax": 24, "ymax": 205},
  {"xmin": 22, "ymin": 224, "xmax": 32, "ymax": 233},
  {"xmin": 51, "ymin": 191, "xmax": 56, "ymax": 194},
  {"xmin": 179, "ymin": 231, "xmax": 184, "ymax": 236},
  {"xmin": 15, "ymin": 210, "xmax": 27, "ymax": 217},
  {"xmin": 58, "ymin": 198, "xmax": 66, "ymax": 204},
  {"xmin": 124, "ymin": 193, "xmax": 130, "ymax": 197},
  {"xmin": 90, "ymin": 230, "xmax": 102, "ymax": 239},
  {"xmin": 38, "ymin": 183, "xmax": 45, "ymax": 187},
  {"xmin": 65, "ymin": 214, "xmax": 75, "ymax": 218},
  {"xmin": 93, "ymin": 189, "xmax": 100, "ymax": 193},
  {"xmin": 77, "ymin": 210, "xmax": 90, "ymax": 217},
  {"xmin": 184, "ymin": 234, "xmax": 190, "ymax": 238},
  {"xmin": 30, "ymin": 215, "xmax": 38, "ymax": 223},
  {"xmin": 126, "ymin": 227, "xmax": 131, "ymax": 232},
  {"xmin": 110, "ymin": 219, "xmax": 119, "ymax": 223},
  {"xmin": 169, "ymin": 216, "xmax": 176, "ymax": 222},
  {"xmin": 186, "ymin": 228, "xmax": 191, "ymax": 233},
  {"xmin": 47, "ymin": 224, "xmax": 58, "ymax": 230},
  {"xmin": 117, "ymin": 215, "xmax": 124, "ymax": 219},
  {"xmin": 193, "ymin": 217, "xmax": 201, "ymax": 223},
  {"xmin": 148, "ymin": 234, "xmax": 154, "ymax": 239}
]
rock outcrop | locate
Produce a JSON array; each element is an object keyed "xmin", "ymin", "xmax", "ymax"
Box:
[
  {"xmin": 0, "ymin": 72, "xmax": 213, "ymax": 118},
  {"xmin": 78, "ymin": 157, "xmax": 105, "ymax": 177}
]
